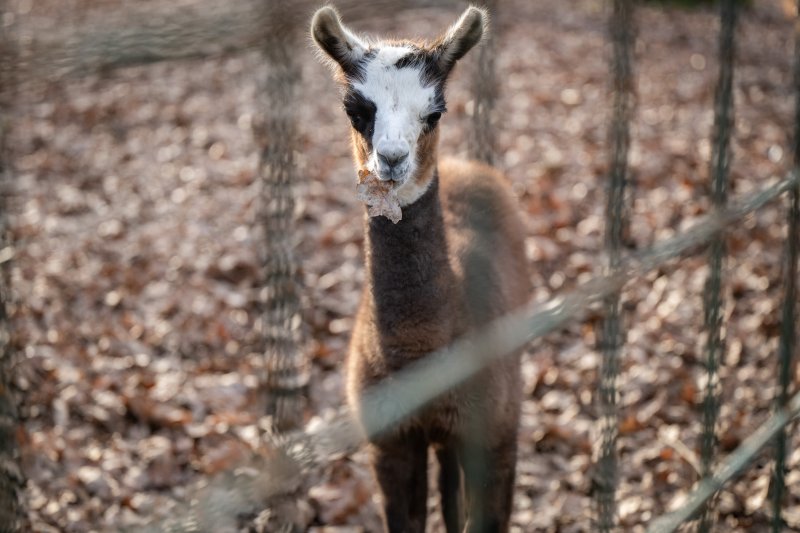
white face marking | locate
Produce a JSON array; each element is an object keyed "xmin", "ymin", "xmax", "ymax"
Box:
[{"xmin": 352, "ymin": 46, "xmax": 437, "ymax": 206}]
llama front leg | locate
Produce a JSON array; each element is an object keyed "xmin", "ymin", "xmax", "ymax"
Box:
[
  {"xmin": 461, "ymin": 434, "xmax": 517, "ymax": 533},
  {"xmin": 370, "ymin": 430, "xmax": 429, "ymax": 533},
  {"xmin": 436, "ymin": 444, "xmax": 465, "ymax": 533}
]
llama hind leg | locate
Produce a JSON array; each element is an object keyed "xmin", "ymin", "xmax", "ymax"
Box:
[
  {"xmin": 370, "ymin": 430, "xmax": 429, "ymax": 533},
  {"xmin": 461, "ymin": 433, "xmax": 517, "ymax": 533},
  {"xmin": 436, "ymin": 444, "xmax": 464, "ymax": 533}
]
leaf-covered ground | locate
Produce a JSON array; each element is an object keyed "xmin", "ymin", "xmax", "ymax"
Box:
[{"xmin": 8, "ymin": 0, "xmax": 800, "ymax": 531}]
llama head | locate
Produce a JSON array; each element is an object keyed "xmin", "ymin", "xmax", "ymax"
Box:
[{"xmin": 311, "ymin": 5, "xmax": 487, "ymax": 206}]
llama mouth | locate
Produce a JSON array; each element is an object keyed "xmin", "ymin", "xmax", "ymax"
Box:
[
  {"xmin": 357, "ymin": 169, "xmax": 403, "ymax": 223},
  {"xmin": 360, "ymin": 168, "xmax": 399, "ymax": 187},
  {"xmin": 374, "ymin": 160, "xmax": 411, "ymax": 184},
  {"xmin": 376, "ymin": 169, "xmax": 409, "ymax": 185}
]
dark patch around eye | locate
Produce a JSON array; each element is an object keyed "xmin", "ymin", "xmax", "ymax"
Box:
[
  {"xmin": 422, "ymin": 107, "xmax": 446, "ymax": 134},
  {"xmin": 343, "ymin": 88, "xmax": 377, "ymax": 147},
  {"xmin": 423, "ymin": 85, "xmax": 447, "ymax": 134}
]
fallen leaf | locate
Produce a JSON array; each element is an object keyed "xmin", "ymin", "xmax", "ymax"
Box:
[{"xmin": 355, "ymin": 170, "xmax": 402, "ymax": 224}]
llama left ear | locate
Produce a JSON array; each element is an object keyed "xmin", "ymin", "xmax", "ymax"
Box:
[
  {"xmin": 311, "ymin": 6, "xmax": 368, "ymax": 78},
  {"xmin": 433, "ymin": 6, "xmax": 487, "ymax": 75}
]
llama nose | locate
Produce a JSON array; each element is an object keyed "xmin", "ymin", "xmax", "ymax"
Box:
[{"xmin": 377, "ymin": 150, "xmax": 408, "ymax": 170}]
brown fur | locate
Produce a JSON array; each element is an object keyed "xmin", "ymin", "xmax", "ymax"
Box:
[
  {"xmin": 348, "ymin": 159, "xmax": 529, "ymax": 533},
  {"xmin": 311, "ymin": 6, "xmax": 528, "ymax": 532}
]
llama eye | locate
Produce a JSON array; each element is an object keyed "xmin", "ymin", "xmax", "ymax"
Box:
[
  {"xmin": 343, "ymin": 90, "xmax": 376, "ymax": 138},
  {"xmin": 346, "ymin": 109, "xmax": 375, "ymax": 137},
  {"xmin": 348, "ymin": 113, "xmax": 363, "ymax": 129},
  {"xmin": 425, "ymin": 112, "xmax": 442, "ymax": 126}
]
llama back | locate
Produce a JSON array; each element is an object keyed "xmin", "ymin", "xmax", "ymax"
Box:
[{"xmin": 439, "ymin": 157, "xmax": 531, "ymax": 328}]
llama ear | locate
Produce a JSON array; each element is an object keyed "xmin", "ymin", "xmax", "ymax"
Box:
[
  {"xmin": 433, "ymin": 6, "xmax": 487, "ymax": 75},
  {"xmin": 311, "ymin": 6, "xmax": 367, "ymax": 78}
]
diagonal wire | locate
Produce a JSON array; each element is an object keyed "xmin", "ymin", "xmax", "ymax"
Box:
[
  {"xmin": 596, "ymin": 0, "xmax": 634, "ymax": 530},
  {"xmin": 769, "ymin": 1, "xmax": 800, "ymax": 530},
  {"xmin": 357, "ymin": 173, "xmax": 796, "ymax": 441},
  {"xmin": 15, "ymin": 0, "xmax": 461, "ymax": 83},
  {"xmin": 141, "ymin": 171, "xmax": 798, "ymax": 532},
  {"xmin": 698, "ymin": 1, "xmax": 736, "ymax": 531},
  {"xmin": 648, "ymin": 390, "xmax": 800, "ymax": 533}
]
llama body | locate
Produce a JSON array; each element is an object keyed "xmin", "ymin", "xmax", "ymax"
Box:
[{"xmin": 312, "ymin": 7, "xmax": 529, "ymax": 532}]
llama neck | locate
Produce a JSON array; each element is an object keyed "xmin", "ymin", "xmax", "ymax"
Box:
[{"xmin": 364, "ymin": 172, "xmax": 455, "ymax": 350}]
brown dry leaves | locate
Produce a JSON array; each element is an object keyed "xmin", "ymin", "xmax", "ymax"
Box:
[
  {"xmin": 10, "ymin": 0, "xmax": 800, "ymax": 531},
  {"xmin": 356, "ymin": 168, "xmax": 402, "ymax": 224}
]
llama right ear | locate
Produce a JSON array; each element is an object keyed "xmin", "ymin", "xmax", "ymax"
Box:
[
  {"xmin": 311, "ymin": 6, "xmax": 367, "ymax": 78},
  {"xmin": 433, "ymin": 6, "xmax": 487, "ymax": 75}
]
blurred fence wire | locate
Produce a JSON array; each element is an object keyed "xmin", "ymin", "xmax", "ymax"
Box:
[
  {"xmin": 467, "ymin": 0, "xmax": 498, "ymax": 165},
  {"xmin": 649, "ymin": 390, "xmax": 800, "ymax": 533},
  {"xmin": 0, "ymin": 0, "xmax": 22, "ymax": 529},
  {"xmin": 257, "ymin": 2, "xmax": 309, "ymax": 432},
  {"xmin": 770, "ymin": 1, "xmax": 800, "ymax": 529},
  {"xmin": 12, "ymin": 0, "xmax": 459, "ymax": 84},
  {"xmin": 698, "ymin": 0, "xmax": 736, "ymax": 531},
  {"xmin": 595, "ymin": 0, "xmax": 634, "ymax": 530},
  {"xmin": 1, "ymin": 0, "xmax": 800, "ymax": 531},
  {"xmin": 140, "ymin": 169, "xmax": 800, "ymax": 531}
]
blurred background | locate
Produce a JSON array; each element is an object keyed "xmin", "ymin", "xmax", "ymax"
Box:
[{"xmin": 3, "ymin": 0, "xmax": 800, "ymax": 531}]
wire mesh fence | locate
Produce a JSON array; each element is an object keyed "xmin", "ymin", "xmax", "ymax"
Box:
[{"xmin": 1, "ymin": 0, "xmax": 798, "ymax": 531}]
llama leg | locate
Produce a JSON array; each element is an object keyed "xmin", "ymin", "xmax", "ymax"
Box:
[
  {"xmin": 461, "ymin": 434, "xmax": 517, "ymax": 533},
  {"xmin": 371, "ymin": 430, "xmax": 429, "ymax": 533},
  {"xmin": 436, "ymin": 444, "xmax": 464, "ymax": 533}
]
